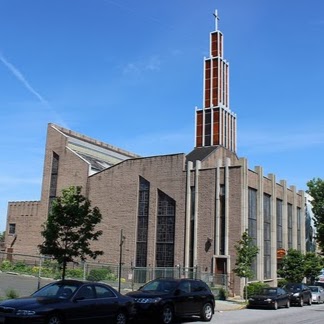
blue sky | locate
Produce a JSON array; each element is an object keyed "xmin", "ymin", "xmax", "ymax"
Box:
[{"xmin": 0, "ymin": 0, "xmax": 323, "ymax": 232}]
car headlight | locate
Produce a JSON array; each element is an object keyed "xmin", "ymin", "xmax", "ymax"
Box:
[
  {"xmin": 293, "ymin": 293, "xmax": 301, "ymax": 297},
  {"xmin": 135, "ymin": 297, "xmax": 162, "ymax": 304},
  {"xmin": 265, "ymin": 298, "xmax": 273, "ymax": 302},
  {"xmin": 16, "ymin": 309, "xmax": 36, "ymax": 316},
  {"xmin": 248, "ymin": 298, "xmax": 254, "ymax": 301}
]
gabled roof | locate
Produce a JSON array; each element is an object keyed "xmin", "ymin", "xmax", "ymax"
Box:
[{"xmin": 186, "ymin": 146, "xmax": 220, "ymax": 164}]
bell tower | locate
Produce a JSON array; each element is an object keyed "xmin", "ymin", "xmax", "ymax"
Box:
[{"xmin": 195, "ymin": 10, "xmax": 237, "ymax": 152}]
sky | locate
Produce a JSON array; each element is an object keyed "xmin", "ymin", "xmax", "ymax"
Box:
[{"xmin": 0, "ymin": 0, "xmax": 323, "ymax": 232}]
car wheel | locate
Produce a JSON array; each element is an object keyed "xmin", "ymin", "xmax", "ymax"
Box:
[
  {"xmin": 299, "ymin": 298, "xmax": 304, "ymax": 307},
  {"xmin": 161, "ymin": 304, "xmax": 173, "ymax": 324},
  {"xmin": 308, "ymin": 297, "xmax": 312, "ymax": 306},
  {"xmin": 273, "ymin": 301, "xmax": 278, "ymax": 310},
  {"xmin": 115, "ymin": 311, "xmax": 127, "ymax": 324},
  {"xmin": 200, "ymin": 302, "xmax": 213, "ymax": 321},
  {"xmin": 46, "ymin": 314, "xmax": 63, "ymax": 324},
  {"xmin": 286, "ymin": 300, "xmax": 290, "ymax": 308}
]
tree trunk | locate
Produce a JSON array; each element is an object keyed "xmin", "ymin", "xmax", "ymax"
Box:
[{"xmin": 62, "ymin": 259, "xmax": 67, "ymax": 281}]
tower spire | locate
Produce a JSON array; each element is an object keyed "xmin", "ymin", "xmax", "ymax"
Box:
[
  {"xmin": 195, "ymin": 10, "xmax": 237, "ymax": 153},
  {"xmin": 213, "ymin": 9, "xmax": 220, "ymax": 31}
]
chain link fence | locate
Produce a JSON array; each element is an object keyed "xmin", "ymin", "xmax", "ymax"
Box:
[{"xmin": 0, "ymin": 252, "xmax": 228, "ymax": 295}]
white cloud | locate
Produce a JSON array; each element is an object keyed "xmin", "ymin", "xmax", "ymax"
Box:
[
  {"xmin": 122, "ymin": 56, "xmax": 161, "ymax": 75},
  {"xmin": 0, "ymin": 52, "xmax": 48, "ymax": 105},
  {"xmin": 145, "ymin": 56, "xmax": 161, "ymax": 71}
]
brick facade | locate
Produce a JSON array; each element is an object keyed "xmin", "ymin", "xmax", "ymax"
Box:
[{"xmin": 5, "ymin": 124, "xmax": 306, "ymax": 296}]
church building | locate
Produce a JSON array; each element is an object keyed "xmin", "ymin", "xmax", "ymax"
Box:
[{"xmin": 4, "ymin": 11, "xmax": 307, "ymax": 296}]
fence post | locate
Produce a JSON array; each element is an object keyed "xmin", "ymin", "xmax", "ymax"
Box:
[
  {"xmin": 83, "ymin": 261, "xmax": 86, "ymax": 281},
  {"xmin": 37, "ymin": 255, "xmax": 42, "ymax": 290}
]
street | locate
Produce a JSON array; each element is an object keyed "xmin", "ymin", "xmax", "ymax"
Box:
[{"xmin": 210, "ymin": 304, "xmax": 324, "ymax": 324}]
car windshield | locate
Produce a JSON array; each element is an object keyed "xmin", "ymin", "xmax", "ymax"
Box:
[
  {"xmin": 309, "ymin": 286, "xmax": 319, "ymax": 292},
  {"xmin": 32, "ymin": 282, "xmax": 79, "ymax": 299},
  {"xmin": 284, "ymin": 284, "xmax": 301, "ymax": 291},
  {"xmin": 141, "ymin": 280, "xmax": 178, "ymax": 293},
  {"xmin": 260, "ymin": 288, "xmax": 277, "ymax": 296}
]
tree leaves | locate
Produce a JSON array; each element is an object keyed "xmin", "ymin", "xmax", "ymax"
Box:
[
  {"xmin": 233, "ymin": 230, "xmax": 259, "ymax": 279},
  {"xmin": 38, "ymin": 186, "xmax": 103, "ymax": 280},
  {"xmin": 307, "ymin": 178, "xmax": 324, "ymax": 253},
  {"xmin": 277, "ymin": 249, "xmax": 323, "ymax": 283}
]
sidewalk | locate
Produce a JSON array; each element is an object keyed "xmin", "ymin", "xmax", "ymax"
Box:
[{"xmin": 215, "ymin": 298, "xmax": 247, "ymax": 312}]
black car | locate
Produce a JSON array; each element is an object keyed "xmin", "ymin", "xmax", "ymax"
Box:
[
  {"xmin": 248, "ymin": 287, "xmax": 290, "ymax": 310},
  {"xmin": 126, "ymin": 278, "xmax": 215, "ymax": 324},
  {"xmin": 283, "ymin": 283, "xmax": 312, "ymax": 306},
  {"xmin": 0, "ymin": 279, "xmax": 135, "ymax": 324}
]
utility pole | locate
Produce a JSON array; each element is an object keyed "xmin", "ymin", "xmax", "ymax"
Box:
[{"xmin": 118, "ymin": 229, "xmax": 125, "ymax": 292}]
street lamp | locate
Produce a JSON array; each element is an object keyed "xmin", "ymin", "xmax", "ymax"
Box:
[{"xmin": 118, "ymin": 229, "xmax": 126, "ymax": 292}]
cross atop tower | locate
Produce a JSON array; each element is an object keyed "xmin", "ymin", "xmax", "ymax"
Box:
[{"xmin": 213, "ymin": 9, "xmax": 220, "ymax": 31}]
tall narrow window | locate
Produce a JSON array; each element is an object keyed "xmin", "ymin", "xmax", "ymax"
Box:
[
  {"xmin": 248, "ymin": 188, "xmax": 257, "ymax": 280},
  {"xmin": 9, "ymin": 223, "xmax": 16, "ymax": 235},
  {"xmin": 264, "ymin": 194, "xmax": 271, "ymax": 279},
  {"xmin": 219, "ymin": 185, "xmax": 225, "ymax": 255},
  {"xmin": 288, "ymin": 204, "xmax": 293, "ymax": 249},
  {"xmin": 276, "ymin": 199, "xmax": 283, "ymax": 249},
  {"xmin": 156, "ymin": 190, "xmax": 175, "ymax": 267},
  {"xmin": 204, "ymin": 110, "xmax": 211, "ymax": 146},
  {"xmin": 189, "ymin": 186, "xmax": 195, "ymax": 267},
  {"xmin": 136, "ymin": 177, "xmax": 150, "ymax": 267},
  {"xmin": 49, "ymin": 152, "xmax": 59, "ymax": 211},
  {"xmin": 297, "ymin": 207, "xmax": 301, "ymax": 251}
]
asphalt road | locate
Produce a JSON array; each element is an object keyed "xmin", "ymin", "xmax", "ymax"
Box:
[{"xmin": 214, "ymin": 303, "xmax": 324, "ymax": 324}]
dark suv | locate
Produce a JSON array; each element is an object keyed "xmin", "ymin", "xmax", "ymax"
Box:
[
  {"xmin": 126, "ymin": 278, "xmax": 215, "ymax": 324},
  {"xmin": 284, "ymin": 283, "xmax": 312, "ymax": 306}
]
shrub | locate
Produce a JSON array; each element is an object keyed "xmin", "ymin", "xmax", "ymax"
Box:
[
  {"xmin": 12, "ymin": 261, "xmax": 30, "ymax": 273},
  {"xmin": 87, "ymin": 268, "xmax": 115, "ymax": 281},
  {"xmin": 6, "ymin": 289, "xmax": 19, "ymax": 299},
  {"xmin": 244, "ymin": 281, "xmax": 269, "ymax": 299},
  {"xmin": 66, "ymin": 268, "xmax": 83, "ymax": 279},
  {"xmin": 1, "ymin": 260, "xmax": 12, "ymax": 271},
  {"xmin": 217, "ymin": 287, "xmax": 228, "ymax": 300}
]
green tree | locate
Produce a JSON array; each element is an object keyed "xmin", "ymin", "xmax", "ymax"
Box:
[
  {"xmin": 0, "ymin": 231, "xmax": 5, "ymax": 242},
  {"xmin": 307, "ymin": 178, "xmax": 324, "ymax": 253},
  {"xmin": 304, "ymin": 252, "xmax": 324, "ymax": 284},
  {"xmin": 39, "ymin": 186, "xmax": 103, "ymax": 280},
  {"xmin": 233, "ymin": 230, "xmax": 259, "ymax": 280},
  {"xmin": 277, "ymin": 249, "xmax": 305, "ymax": 282}
]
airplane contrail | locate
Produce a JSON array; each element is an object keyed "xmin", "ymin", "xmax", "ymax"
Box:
[{"xmin": 0, "ymin": 52, "xmax": 48, "ymax": 105}]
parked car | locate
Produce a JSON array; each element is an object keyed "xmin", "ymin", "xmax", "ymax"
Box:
[
  {"xmin": 283, "ymin": 283, "xmax": 312, "ymax": 306},
  {"xmin": 0, "ymin": 279, "xmax": 135, "ymax": 324},
  {"xmin": 248, "ymin": 287, "xmax": 290, "ymax": 310},
  {"xmin": 126, "ymin": 277, "xmax": 215, "ymax": 324},
  {"xmin": 309, "ymin": 285, "xmax": 324, "ymax": 304},
  {"xmin": 314, "ymin": 281, "xmax": 324, "ymax": 289}
]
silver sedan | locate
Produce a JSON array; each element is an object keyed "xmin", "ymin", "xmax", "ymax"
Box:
[{"xmin": 309, "ymin": 285, "xmax": 324, "ymax": 304}]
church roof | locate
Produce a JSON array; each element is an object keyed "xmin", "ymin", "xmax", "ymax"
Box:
[
  {"xmin": 50, "ymin": 123, "xmax": 141, "ymax": 174},
  {"xmin": 186, "ymin": 146, "xmax": 220, "ymax": 165}
]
